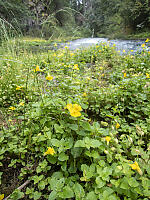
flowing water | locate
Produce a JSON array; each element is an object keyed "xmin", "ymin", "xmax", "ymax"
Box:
[{"xmin": 62, "ymin": 38, "xmax": 150, "ymax": 54}]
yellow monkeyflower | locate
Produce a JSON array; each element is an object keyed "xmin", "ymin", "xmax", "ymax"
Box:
[
  {"xmin": 145, "ymin": 38, "xmax": 149, "ymax": 43},
  {"xmin": 116, "ymin": 122, "xmax": 120, "ymax": 129},
  {"xmin": 128, "ymin": 161, "xmax": 142, "ymax": 175},
  {"xmin": 87, "ymin": 77, "xmax": 91, "ymax": 80},
  {"xmin": 70, "ymin": 53, "xmax": 74, "ymax": 56},
  {"xmin": 35, "ymin": 65, "xmax": 40, "ymax": 72},
  {"xmin": 74, "ymin": 64, "xmax": 79, "ymax": 70},
  {"xmin": 46, "ymin": 75, "xmax": 53, "ymax": 81},
  {"xmin": 70, "ymin": 110, "xmax": 81, "ymax": 117},
  {"xmin": 19, "ymin": 102, "xmax": 24, "ymax": 106},
  {"xmin": 44, "ymin": 147, "xmax": 55, "ymax": 156},
  {"xmin": 16, "ymin": 86, "xmax": 22, "ymax": 90},
  {"xmin": 146, "ymin": 73, "xmax": 150, "ymax": 78},
  {"xmin": 105, "ymin": 136, "xmax": 111, "ymax": 145},
  {"xmin": 123, "ymin": 73, "xmax": 127, "ymax": 78},
  {"xmin": 0, "ymin": 194, "xmax": 4, "ymax": 200},
  {"xmin": 9, "ymin": 106, "xmax": 16, "ymax": 110},
  {"xmin": 123, "ymin": 50, "xmax": 125, "ymax": 53},
  {"xmin": 73, "ymin": 104, "xmax": 82, "ymax": 112},
  {"xmin": 82, "ymin": 92, "xmax": 87, "ymax": 97},
  {"xmin": 141, "ymin": 43, "xmax": 145, "ymax": 48},
  {"xmin": 54, "ymin": 43, "xmax": 57, "ymax": 47},
  {"xmin": 65, "ymin": 103, "xmax": 82, "ymax": 117},
  {"xmin": 65, "ymin": 104, "xmax": 72, "ymax": 111}
]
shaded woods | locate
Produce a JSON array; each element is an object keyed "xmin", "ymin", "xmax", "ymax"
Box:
[{"xmin": 0, "ymin": 0, "xmax": 150, "ymax": 38}]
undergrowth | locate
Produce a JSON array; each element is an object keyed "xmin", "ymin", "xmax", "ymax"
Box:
[{"xmin": 0, "ymin": 38, "xmax": 150, "ymax": 200}]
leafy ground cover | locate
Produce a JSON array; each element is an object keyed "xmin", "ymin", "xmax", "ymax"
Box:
[{"xmin": 0, "ymin": 38, "xmax": 150, "ymax": 200}]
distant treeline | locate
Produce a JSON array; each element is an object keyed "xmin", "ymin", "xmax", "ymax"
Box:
[{"xmin": 0, "ymin": 0, "xmax": 150, "ymax": 37}]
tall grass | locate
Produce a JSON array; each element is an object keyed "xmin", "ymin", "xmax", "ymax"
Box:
[{"xmin": 0, "ymin": 17, "xmax": 22, "ymax": 56}]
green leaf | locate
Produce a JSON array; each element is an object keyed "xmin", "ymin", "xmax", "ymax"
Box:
[
  {"xmin": 128, "ymin": 177, "xmax": 139, "ymax": 187},
  {"xmin": 86, "ymin": 191, "xmax": 97, "ymax": 200},
  {"xmin": 10, "ymin": 189, "xmax": 24, "ymax": 200},
  {"xmin": 69, "ymin": 124, "xmax": 78, "ymax": 131},
  {"xmin": 74, "ymin": 140, "xmax": 85, "ymax": 148},
  {"xmin": 47, "ymin": 156, "xmax": 57, "ymax": 164},
  {"xmin": 71, "ymin": 147, "xmax": 82, "ymax": 158},
  {"xmin": 81, "ymin": 121, "xmax": 92, "ymax": 131},
  {"xmin": 90, "ymin": 139, "xmax": 102, "ymax": 148},
  {"xmin": 58, "ymin": 185, "xmax": 74, "ymax": 198},
  {"xmin": 33, "ymin": 191, "xmax": 41, "ymax": 200},
  {"xmin": 96, "ymin": 177, "xmax": 106, "ymax": 188},
  {"xmin": 51, "ymin": 139, "xmax": 60, "ymax": 147},
  {"xmin": 48, "ymin": 191, "xmax": 57, "ymax": 200},
  {"xmin": 38, "ymin": 180, "xmax": 46, "ymax": 190},
  {"xmin": 120, "ymin": 177, "xmax": 129, "ymax": 189},
  {"xmin": 54, "ymin": 124, "xmax": 63, "ymax": 133},
  {"xmin": 73, "ymin": 183, "xmax": 85, "ymax": 199},
  {"xmin": 143, "ymin": 190, "xmax": 150, "ymax": 197},
  {"xmin": 58, "ymin": 152, "xmax": 69, "ymax": 161},
  {"xmin": 50, "ymin": 178, "xmax": 65, "ymax": 191}
]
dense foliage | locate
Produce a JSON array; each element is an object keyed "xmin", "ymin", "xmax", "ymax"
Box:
[
  {"xmin": 0, "ymin": 0, "xmax": 150, "ymax": 38},
  {"xmin": 0, "ymin": 38, "xmax": 150, "ymax": 199}
]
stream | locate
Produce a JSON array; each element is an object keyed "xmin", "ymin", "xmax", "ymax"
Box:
[{"xmin": 62, "ymin": 37, "xmax": 150, "ymax": 54}]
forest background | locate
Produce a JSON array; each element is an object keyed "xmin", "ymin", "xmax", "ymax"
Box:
[{"xmin": 0, "ymin": 0, "xmax": 150, "ymax": 40}]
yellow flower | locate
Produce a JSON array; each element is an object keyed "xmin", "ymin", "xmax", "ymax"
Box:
[
  {"xmin": 70, "ymin": 110, "xmax": 81, "ymax": 117},
  {"xmin": 73, "ymin": 104, "xmax": 82, "ymax": 112},
  {"xmin": 123, "ymin": 50, "xmax": 125, "ymax": 53},
  {"xmin": 87, "ymin": 77, "xmax": 91, "ymax": 80},
  {"xmin": 145, "ymin": 38, "xmax": 149, "ymax": 43},
  {"xmin": 146, "ymin": 73, "xmax": 150, "ymax": 78},
  {"xmin": 105, "ymin": 136, "xmax": 111, "ymax": 145},
  {"xmin": 64, "ymin": 46, "xmax": 69, "ymax": 49},
  {"xmin": 124, "ymin": 73, "xmax": 127, "ymax": 78},
  {"xmin": 16, "ymin": 86, "xmax": 22, "ymax": 90},
  {"xmin": 46, "ymin": 75, "xmax": 53, "ymax": 81},
  {"xmin": 9, "ymin": 106, "xmax": 16, "ymax": 110},
  {"xmin": 35, "ymin": 65, "xmax": 40, "ymax": 72},
  {"xmin": 54, "ymin": 43, "xmax": 57, "ymax": 47},
  {"xmin": 128, "ymin": 161, "xmax": 142, "ymax": 175},
  {"xmin": 19, "ymin": 102, "xmax": 24, "ymax": 106},
  {"xmin": 0, "ymin": 194, "xmax": 4, "ymax": 200},
  {"xmin": 66, "ymin": 103, "xmax": 72, "ymax": 111},
  {"xmin": 53, "ymin": 53, "xmax": 56, "ymax": 57},
  {"xmin": 70, "ymin": 53, "xmax": 74, "ymax": 56},
  {"xmin": 65, "ymin": 103, "xmax": 82, "ymax": 117},
  {"xmin": 141, "ymin": 43, "xmax": 145, "ymax": 48},
  {"xmin": 82, "ymin": 92, "xmax": 87, "ymax": 97},
  {"xmin": 44, "ymin": 147, "xmax": 55, "ymax": 156},
  {"xmin": 74, "ymin": 64, "xmax": 79, "ymax": 70},
  {"xmin": 116, "ymin": 122, "xmax": 120, "ymax": 129}
]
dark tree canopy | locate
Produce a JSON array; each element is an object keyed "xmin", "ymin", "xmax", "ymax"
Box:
[{"xmin": 0, "ymin": 0, "xmax": 149, "ymax": 37}]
